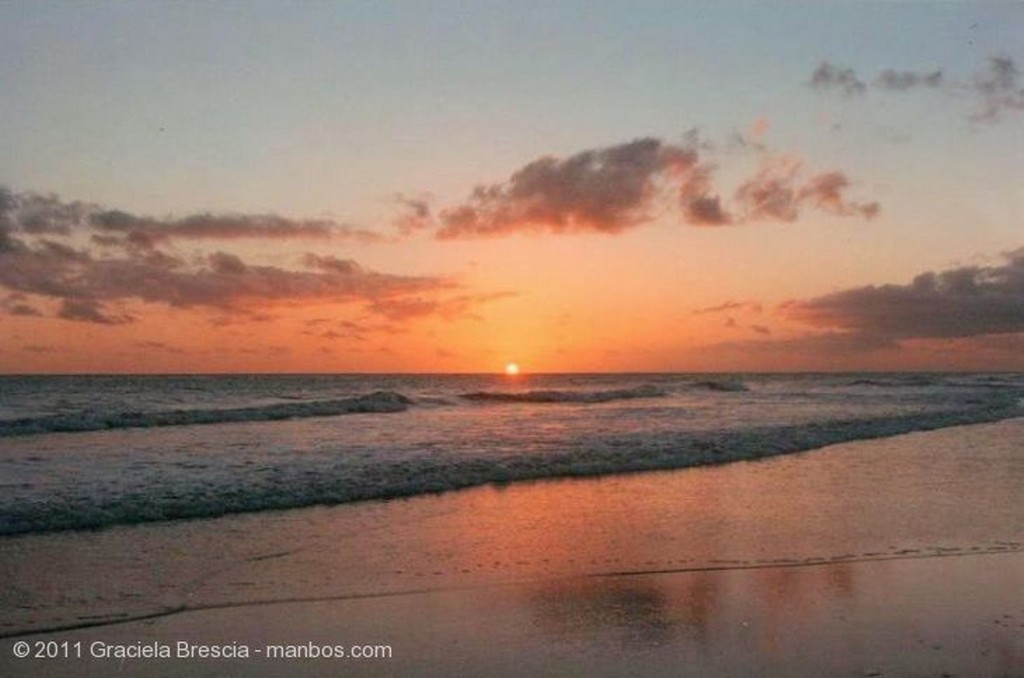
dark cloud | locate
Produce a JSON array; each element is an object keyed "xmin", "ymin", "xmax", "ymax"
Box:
[
  {"xmin": 301, "ymin": 254, "xmax": 362, "ymax": 275},
  {"xmin": 436, "ymin": 138, "xmax": 703, "ymax": 237},
  {"xmin": 750, "ymin": 324, "xmax": 772, "ymax": 336},
  {"xmin": 971, "ymin": 56, "xmax": 1024, "ymax": 122},
  {"xmin": 810, "ymin": 63, "xmax": 942, "ymax": 96},
  {"xmin": 685, "ymin": 195, "xmax": 731, "ymax": 226},
  {"xmin": 809, "ymin": 62, "xmax": 867, "ymax": 96},
  {"xmin": 435, "ymin": 137, "xmax": 875, "ymax": 237},
  {"xmin": 734, "ymin": 158, "xmax": 879, "ymax": 223},
  {"xmin": 90, "ymin": 210, "xmax": 384, "ymax": 246},
  {"xmin": 0, "ymin": 188, "xmax": 95, "ymax": 237},
  {"xmin": 693, "ymin": 300, "xmax": 763, "ymax": 315},
  {"xmin": 57, "ymin": 298, "xmax": 133, "ymax": 325},
  {"xmin": 783, "ymin": 248, "xmax": 1024, "ymax": 340},
  {"xmin": 874, "ymin": 69, "xmax": 943, "ymax": 91},
  {"xmin": 809, "ymin": 56, "xmax": 1023, "ymax": 123},
  {"xmin": 0, "ymin": 187, "xmax": 385, "ymax": 247},
  {"xmin": 0, "ymin": 188, "xmax": 464, "ymax": 325},
  {"xmin": 1, "ymin": 294, "xmax": 42, "ymax": 317}
]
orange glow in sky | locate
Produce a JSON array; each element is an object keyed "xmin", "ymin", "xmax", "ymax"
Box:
[{"xmin": 1, "ymin": 4, "xmax": 1022, "ymax": 373}]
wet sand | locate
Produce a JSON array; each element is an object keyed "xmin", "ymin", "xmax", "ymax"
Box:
[
  {"xmin": 3, "ymin": 551, "xmax": 1023, "ymax": 677},
  {"xmin": 2, "ymin": 418, "xmax": 1023, "ymax": 676}
]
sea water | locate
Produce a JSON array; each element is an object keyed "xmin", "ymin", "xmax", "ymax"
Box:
[{"xmin": 1, "ymin": 372, "xmax": 1022, "ymax": 535}]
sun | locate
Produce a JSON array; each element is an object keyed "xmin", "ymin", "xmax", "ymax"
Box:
[{"xmin": 504, "ymin": 362, "xmax": 520, "ymax": 376}]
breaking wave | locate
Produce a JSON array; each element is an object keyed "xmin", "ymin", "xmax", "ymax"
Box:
[
  {"xmin": 0, "ymin": 391, "xmax": 414, "ymax": 437},
  {"xmin": 2, "ymin": 399, "xmax": 1020, "ymax": 536},
  {"xmin": 690, "ymin": 379, "xmax": 748, "ymax": 392},
  {"xmin": 460, "ymin": 384, "xmax": 667, "ymax": 404}
]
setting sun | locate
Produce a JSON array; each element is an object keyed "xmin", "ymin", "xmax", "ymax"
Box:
[{"xmin": 504, "ymin": 362, "xmax": 520, "ymax": 376}]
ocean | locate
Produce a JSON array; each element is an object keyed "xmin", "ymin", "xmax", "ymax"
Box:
[{"xmin": 1, "ymin": 372, "xmax": 1022, "ymax": 536}]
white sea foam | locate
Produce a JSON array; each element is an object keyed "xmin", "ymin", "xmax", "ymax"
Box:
[{"xmin": 2, "ymin": 373, "xmax": 1022, "ymax": 536}]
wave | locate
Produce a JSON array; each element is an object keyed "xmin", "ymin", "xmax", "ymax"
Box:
[
  {"xmin": 460, "ymin": 384, "xmax": 668, "ymax": 404},
  {"xmin": 689, "ymin": 379, "xmax": 748, "ymax": 392},
  {"xmin": 2, "ymin": 400, "xmax": 1020, "ymax": 536},
  {"xmin": 0, "ymin": 391, "xmax": 414, "ymax": 437}
]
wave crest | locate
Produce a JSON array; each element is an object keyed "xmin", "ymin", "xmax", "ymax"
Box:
[
  {"xmin": 460, "ymin": 384, "xmax": 667, "ymax": 404},
  {"xmin": 0, "ymin": 391, "xmax": 414, "ymax": 437}
]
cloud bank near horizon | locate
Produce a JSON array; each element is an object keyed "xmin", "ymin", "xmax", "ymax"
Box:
[
  {"xmin": 783, "ymin": 248, "xmax": 1024, "ymax": 340},
  {"xmin": 696, "ymin": 247, "xmax": 1024, "ymax": 368},
  {"xmin": 0, "ymin": 187, "xmax": 486, "ymax": 326}
]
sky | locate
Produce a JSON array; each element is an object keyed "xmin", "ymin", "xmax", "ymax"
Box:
[{"xmin": 1, "ymin": 1, "xmax": 1023, "ymax": 373}]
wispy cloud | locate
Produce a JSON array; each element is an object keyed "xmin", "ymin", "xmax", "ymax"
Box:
[
  {"xmin": 874, "ymin": 68, "xmax": 943, "ymax": 91},
  {"xmin": 734, "ymin": 156, "xmax": 879, "ymax": 222},
  {"xmin": 391, "ymin": 194, "xmax": 433, "ymax": 235},
  {"xmin": 1, "ymin": 293, "xmax": 42, "ymax": 317},
  {"xmin": 367, "ymin": 291, "xmax": 517, "ymax": 322},
  {"xmin": 693, "ymin": 300, "xmax": 763, "ymax": 315},
  {"xmin": 808, "ymin": 55, "xmax": 1024, "ymax": 123},
  {"xmin": 971, "ymin": 56, "xmax": 1024, "ymax": 122},
  {"xmin": 0, "ymin": 187, "xmax": 385, "ymax": 249},
  {"xmin": 809, "ymin": 62, "xmax": 867, "ymax": 96}
]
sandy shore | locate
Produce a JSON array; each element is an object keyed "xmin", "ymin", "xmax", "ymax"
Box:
[
  {"xmin": 2, "ymin": 418, "xmax": 1023, "ymax": 676},
  {"xmin": 2, "ymin": 552, "xmax": 1023, "ymax": 677}
]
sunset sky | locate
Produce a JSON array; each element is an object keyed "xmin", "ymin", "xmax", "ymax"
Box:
[{"xmin": 1, "ymin": 1, "xmax": 1022, "ymax": 373}]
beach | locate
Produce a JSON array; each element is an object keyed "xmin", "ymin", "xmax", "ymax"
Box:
[
  {"xmin": 3, "ymin": 416, "xmax": 1022, "ymax": 677},
  {"xmin": 3, "ymin": 3, "xmax": 1023, "ymax": 675}
]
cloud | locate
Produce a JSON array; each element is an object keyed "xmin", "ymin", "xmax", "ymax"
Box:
[
  {"xmin": 0, "ymin": 187, "xmax": 385, "ymax": 248},
  {"xmin": 367, "ymin": 291, "xmax": 517, "ymax": 322},
  {"xmin": 57, "ymin": 298, "xmax": 134, "ymax": 325},
  {"xmin": 90, "ymin": 210, "xmax": 385, "ymax": 247},
  {"xmin": 734, "ymin": 156, "xmax": 879, "ymax": 222},
  {"xmin": 808, "ymin": 62, "xmax": 867, "ymax": 96},
  {"xmin": 1, "ymin": 293, "xmax": 42, "ymax": 317},
  {"xmin": 700, "ymin": 247, "xmax": 1024, "ymax": 369},
  {"xmin": 808, "ymin": 56, "xmax": 1023, "ymax": 123},
  {"xmin": 437, "ymin": 138, "xmax": 703, "ymax": 238},
  {"xmin": 685, "ymin": 195, "xmax": 732, "ymax": 226},
  {"xmin": 874, "ymin": 69, "xmax": 943, "ymax": 91},
  {"xmin": 392, "ymin": 194, "xmax": 433, "ymax": 235},
  {"xmin": 971, "ymin": 56, "xmax": 1024, "ymax": 122},
  {"xmin": 693, "ymin": 300, "xmax": 763, "ymax": 315},
  {"xmin": 434, "ymin": 137, "xmax": 876, "ymax": 238},
  {"xmin": 0, "ymin": 187, "xmax": 467, "ymax": 325},
  {"xmin": 782, "ymin": 247, "xmax": 1024, "ymax": 340},
  {"xmin": 798, "ymin": 172, "xmax": 880, "ymax": 219}
]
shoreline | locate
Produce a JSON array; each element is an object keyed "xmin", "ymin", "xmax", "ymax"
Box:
[
  {"xmin": 4, "ymin": 408, "xmax": 1021, "ymax": 537},
  {"xmin": 2, "ymin": 417, "xmax": 1023, "ymax": 674}
]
